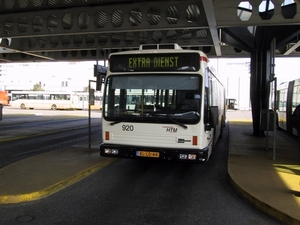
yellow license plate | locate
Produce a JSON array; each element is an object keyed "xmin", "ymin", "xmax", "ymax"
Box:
[{"xmin": 136, "ymin": 151, "xmax": 160, "ymax": 158}]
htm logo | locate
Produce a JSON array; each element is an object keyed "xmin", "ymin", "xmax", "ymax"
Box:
[
  {"xmin": 162, "ymin": 126, "xmax": 178, "ymax": 133},
  {"xmin": 166, "ymin": 127, "xmax": 177, "ymax": 133}
]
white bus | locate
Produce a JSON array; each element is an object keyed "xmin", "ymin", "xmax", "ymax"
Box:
[
  {"xmin": 277, "ymin": 78, "xmax": 300, "ymax": 135},
  {"xmin": 71, "ymin": 92, "xmax": 103, "ymax": 110},
  {"xmin": 10, "ymin": 91, "xmax": 102, "ymax": 110},
  {"xmin": 100, "ymin": 44, "xmax": 226, "ymax": 162}
]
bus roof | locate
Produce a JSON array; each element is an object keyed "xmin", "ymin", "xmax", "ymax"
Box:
[{"xmin": 108, "ymin": 48, "xmax": 208, "ymax": 58}]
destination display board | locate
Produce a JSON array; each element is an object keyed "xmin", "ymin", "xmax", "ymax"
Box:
[{"xmin": 109, "ymin": 53, "xmax": 200, "ymax": 72}]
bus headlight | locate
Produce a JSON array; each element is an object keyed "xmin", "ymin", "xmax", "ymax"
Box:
[
  {"xmin": 179, "ymin": 153, "xmax": 197, "ymax": 160},
  {"xmin": 104, "ymin": 148, "xmax": 119, "ymax": 155},
  {"xmin": 188, "ymin": 154, "xmax": 197, "ymax": 160},
  {"xmin": 179, "ymin": 154, "xmax": 188, "ymax": 159}
]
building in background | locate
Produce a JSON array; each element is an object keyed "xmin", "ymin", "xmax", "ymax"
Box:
[
  {"xmin": 0, "ymin": 61, "xmax": 97, "ymax": 92},
  {"xmin": 210, "ymin": 58, "xmax": 251, "ymax": 110},
  {"xmin": 210, "ymin": 57, "xmax": 300, "ymax": 110},
  {"xmin": 0, "ymin": 61, "xmax": 105, "ymax": 109}
]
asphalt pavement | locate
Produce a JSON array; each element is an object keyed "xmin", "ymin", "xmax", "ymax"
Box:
[{"xmin": 0, "ymin": 109, "xmax": 299, "ymax": 225}]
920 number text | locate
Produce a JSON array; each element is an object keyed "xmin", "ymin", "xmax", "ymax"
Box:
[{"xmin": 122, "ymin": 125, "xmax": 134, "ymax": 131}]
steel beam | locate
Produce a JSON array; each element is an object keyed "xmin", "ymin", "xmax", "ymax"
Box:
[{"xmin": 202, "ymin": 0, "xmax": 221, "ymax": 56}]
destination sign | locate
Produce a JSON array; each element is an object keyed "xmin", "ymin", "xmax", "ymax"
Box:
[
  {"xmin": 128, "ymin": 56, "xmax": 179, "ymax": 68},
  {"xmin": 109, "ymin": 53, "xmax": 200, "ymax": 72}
]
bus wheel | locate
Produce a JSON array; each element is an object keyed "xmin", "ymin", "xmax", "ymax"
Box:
[
  {"xmin": 51, "ymin": 104, "xmax": 57, "ymax": 110},
  {"xmin": 219, "ymin": 116, "xmax": 225, "ymax": 138},
  {"xmin": 208, "ymin": 135, "xmax": 217, "ymax": 160},
  {"xmin": 20, "ymin": 104, "xmax": 26, "ymax": 109}
]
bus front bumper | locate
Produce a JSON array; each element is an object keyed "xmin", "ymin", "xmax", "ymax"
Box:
[{"xmin": 100, "ymin": 143, "xmax": 209, "ymax": 163}]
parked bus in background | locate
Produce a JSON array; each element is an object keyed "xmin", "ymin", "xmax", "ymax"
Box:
[
  {"xmin": 277, "ymin": 78, "xmax": 300, "ymax": 136},
  {"xmin": 100, "ymin": 43, "xmax": 226, "ymax": 163},
  {"xmin": 226, "ymin": 98, "xmax": 238, "ymax": 110},
  {"xmin": 10, "ymin": 91, "xmax": 102, "ymax": 110},
  {"xmin": 0, "ymin": 91, "xmax": 9, "ymax": 106},
  {"xmin": 72, "ymin": 92, "xmax": 102, "ymax": 110}
]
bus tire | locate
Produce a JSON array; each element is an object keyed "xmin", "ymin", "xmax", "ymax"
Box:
[
  {"xmin": 209, "ymin": 129, "xmax": 218, "ymax": 161},
  {"xmin": 20, "ymin": 103, "xmax": 26, "ymax": 109},
  {"xmin": 219, "ymin": 116, "xmax": 225, "ymax": 138},
  {"xmin": 207, "ymin": 142, "xmax": 214, "ymax": 161},
  {"xmin": 51, "ymin": 104, "xmax": 57, "ymax": 110}
]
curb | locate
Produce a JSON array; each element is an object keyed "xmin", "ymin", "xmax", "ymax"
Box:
[
  {"xmin": 228, "ymin": 172, "xmax": 300, "ymax": 225},
  {"xmin": 0, "ymin": 158, "xmax": 117, "ymax": 204}
]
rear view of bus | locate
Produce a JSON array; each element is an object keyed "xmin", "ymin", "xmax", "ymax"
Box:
[{"xmin": 100, "ymin": 44, "xmax": 226, "ymax": 162}]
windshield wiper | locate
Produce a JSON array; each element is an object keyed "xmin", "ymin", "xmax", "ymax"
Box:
[
  {"xmin": 181, "ymin": 111, "xmax": 200, "ymax": 118},
  {"xmin": 110, "ymin": 119, "xmax": 128, "ymax": 126},
  {"xmin": 167, "ymin": 116, "xmax": 188, "ymax": 129},
  {"xmin": 155, "ymin": 113, "xmax": 188, "ymax": 129}
]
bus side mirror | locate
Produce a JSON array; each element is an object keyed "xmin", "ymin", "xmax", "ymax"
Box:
[
  {"xmin": 205, "ymin": 123, "xmax": 212, "ymax": 131},
  {"xmin": 209, "ymin": 106, "xmax": 218, "ymax": 128},
  {"xmin": 94, "ymin": 65, "xmax": 107, "ymax": 91}
]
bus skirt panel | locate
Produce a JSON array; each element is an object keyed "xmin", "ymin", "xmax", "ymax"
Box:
[{"xmin": 100, "ymin": 143, "xmax": 209, "ymax": 163}]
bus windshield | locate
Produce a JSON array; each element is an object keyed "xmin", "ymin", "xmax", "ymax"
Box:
[{"xmin": 103, "ymin": 74, "xmax": 202, "ymax": 124}]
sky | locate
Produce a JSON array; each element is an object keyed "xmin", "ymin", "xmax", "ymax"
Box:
[
  {"xmin": 0, "ymin": 61, "xmax": 99, "ymax": 91},
  {"xmin": 1, "ymin": 57, "xmax": 298, "ymax": 84},
  {"xmin": 209, "ymin": 57, "xmax": 300, "ymax": 109},
  {"xmin": 210, "ymin": 57, "xmax": 300, "ymax": 85}
]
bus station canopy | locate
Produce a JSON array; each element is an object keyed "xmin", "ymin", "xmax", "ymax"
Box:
[{"xmin": 0, "ymin": 0, "xmax": 299, "ymax": 62}]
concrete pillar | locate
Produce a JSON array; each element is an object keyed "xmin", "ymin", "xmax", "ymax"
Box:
[{"xmin": 250, "ymin": 50, "xmax": 271, "ymax": 136}]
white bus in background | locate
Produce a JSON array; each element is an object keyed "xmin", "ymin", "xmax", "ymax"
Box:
[
  {"xmin": 72, "ymin": 91, "xmax": 103, "ymax": 110},
  {"xmin": 100, "ymin": 43, "xmax": 226, "ymax": 163},
  {"xmin": 10, "ymin": 91, "xmax": 102, "ymax": 110}
]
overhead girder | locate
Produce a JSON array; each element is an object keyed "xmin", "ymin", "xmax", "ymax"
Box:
[
  {"xmin": 215, "ymin": 0, "xmax": 300, "ymax": 27},
  {"xmin": 0, "ymin": 38, "xmax": 55, "ymax": 61},
  {"xmin": 0, "ymin": 48, "xmax": 111, "ymax": 62},
  {"xmin": 221, "ymin": 27, "xmax": 256, "ymax": 53},
  {"xmin": 0, "ymin": 0, "xmax": 220, "ymax": 61},
  {"xmin": 0, "ymin": 0, "xmax": 165, "ymax": 14},
  {"xmin": 0, "ymin": 0, "xmax": 299, "ymax": 62},
  {"xmin": 254, "ymin": 25, "xmax": 300, "ymax": 53},
  {"xmin": 276, "ymin": 25, "xmax": 300, "ymax": 50},
  {"xmin": 221, "ymin": 25, "xmax": 300, "ymax": 56},
  {"xmin": 0, "ymin": 2, "xmax": 209, "ymax": 39},
  {"xmin": 1, "ymin": 30, "xmax": 214, "ymax": 53},
  {"xmin": 202, "ymin": 0, "xmax": 221, "ymax": 56}
]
